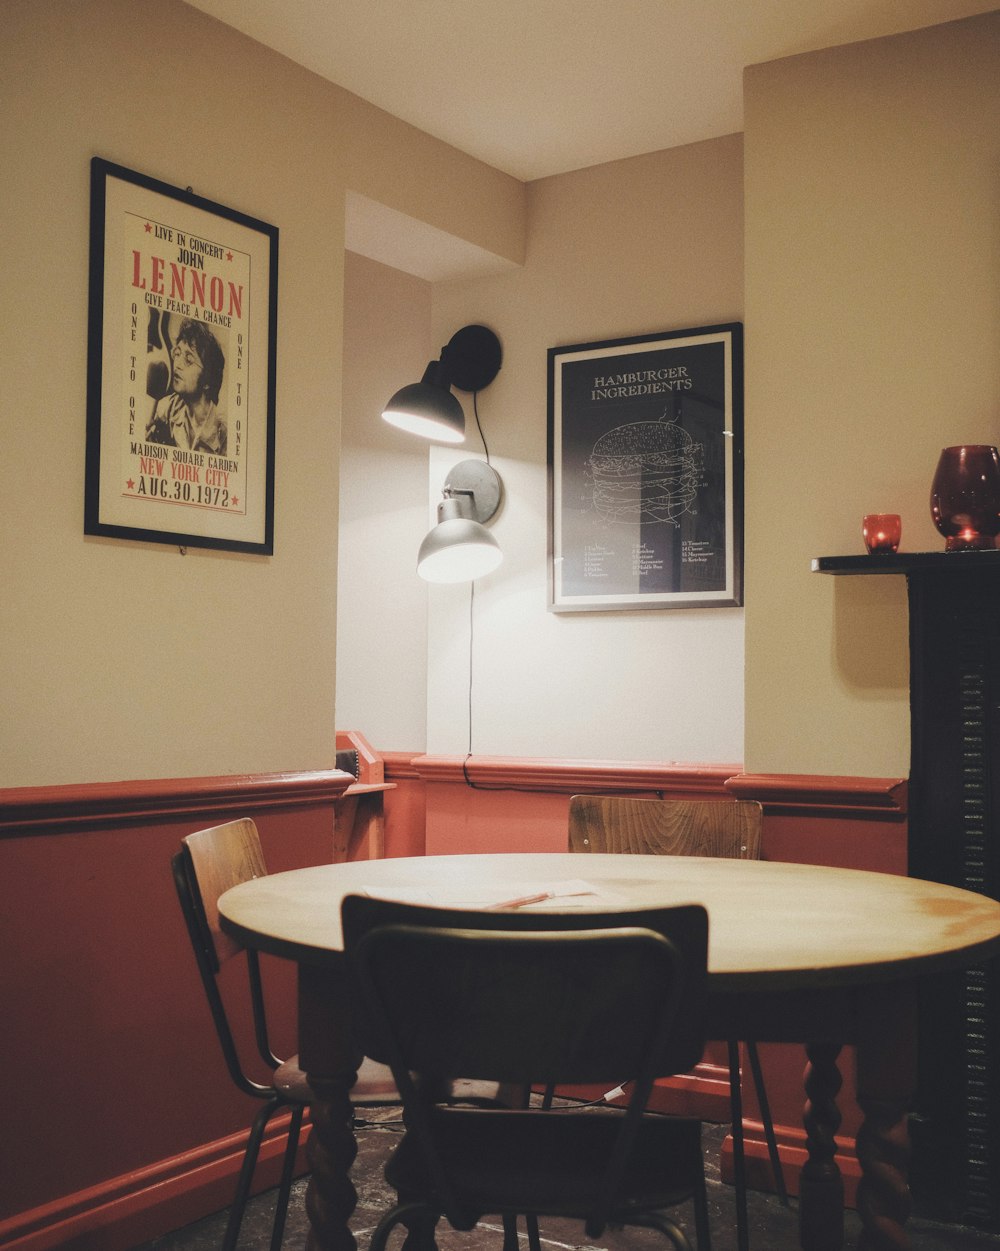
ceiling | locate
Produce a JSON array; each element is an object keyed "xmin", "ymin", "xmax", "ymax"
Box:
[{"xmin": 185, "ymin": 0, "xmax": 995, "ymax": 182}]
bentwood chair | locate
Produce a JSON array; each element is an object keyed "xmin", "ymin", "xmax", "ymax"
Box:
[
  {"xmin": 172, "ymin": 819, "xmax": 398, "ymax": 1251},
  {"xmin": 342, "ymin": 893, "xmax": 712, "ymax": 1251},
  {"xmin": 567, "ymin": 796, "xmax": 789, "ymax": 1251}
]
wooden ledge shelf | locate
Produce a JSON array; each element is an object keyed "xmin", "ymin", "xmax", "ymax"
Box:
[
  {"xmin": 813, "ymin": 550, "xmax": 1000, "ymax": 575},
  {"xmin": 334, "ymin": 730, "xmax": 395, "ymax": 862}
]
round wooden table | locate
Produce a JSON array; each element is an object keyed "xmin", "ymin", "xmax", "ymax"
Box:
[{"xmin": 219, "ymin": 853, "xmax": 1000, "ymax": 1251}]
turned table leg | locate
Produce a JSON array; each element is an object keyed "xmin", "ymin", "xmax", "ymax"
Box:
[
  {"xmin": 305, "ymin": 1072, "xmax": 361, "ymax": 1251},
  {"xmin": 299, "ymin": 963, "xmax": 365, "ymax": 1251},
  {"xmin": 854, "ymin": 984, "xmax": 916, "ymax": 1251},
  {"xmin": 799, "ymin": 1041, "xmax": 845, "ymax": 1251}
]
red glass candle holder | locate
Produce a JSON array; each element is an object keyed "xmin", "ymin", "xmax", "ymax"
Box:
[
  {"xmin": 930, "ymin": 445, "xmax": 1000, "ymax": 551},
  {"xmin": 862, "ymin": 513, "xmax": 901, "ymax": 554}
]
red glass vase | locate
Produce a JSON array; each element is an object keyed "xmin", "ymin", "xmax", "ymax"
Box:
[{"xmin": 930, "ymin": 445, "xmax": 1000, "ymax": 551}]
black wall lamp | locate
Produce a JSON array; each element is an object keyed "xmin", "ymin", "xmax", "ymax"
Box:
[{"xmin": 382, "ymin": 324, "xmax": 502, "ymax": 444}]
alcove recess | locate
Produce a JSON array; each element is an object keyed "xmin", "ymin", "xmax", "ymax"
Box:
[{"xmin": 814, "ymin": 550, "xmax": 1000, "ymax": 1229}]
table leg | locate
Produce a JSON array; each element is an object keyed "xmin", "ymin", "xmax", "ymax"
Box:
[
  {"xmin": 854, "ymin": 985, "xmax": 916, "ymax": 1251},
  {"xmin": 305, "ymin": 1073, "xmax": 361, "ymax": 1251},
  {"xmin": 799, "ymin": 1041, "xmax": 845, "ymax": 1251},
  {"xmin": 299, "ymin": 964, "xmax": 364, "ymax": 1251}
]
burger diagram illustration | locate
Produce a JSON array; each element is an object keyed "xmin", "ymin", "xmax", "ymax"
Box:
[{"xmin": 587, "ymin": 410, "xmax": 703, "ymax": 526}]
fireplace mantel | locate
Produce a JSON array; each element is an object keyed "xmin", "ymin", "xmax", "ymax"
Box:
[{"xmin": 813, "ymin": 549, "xmax": 1000, "ymax": 575}]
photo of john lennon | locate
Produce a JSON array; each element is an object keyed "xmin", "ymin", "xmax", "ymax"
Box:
[{"xmin": 143, "ymin": 310, "xmax": 229, "ymax": 457}]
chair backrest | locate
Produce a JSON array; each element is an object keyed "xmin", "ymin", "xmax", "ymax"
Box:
[
  {"xmin": 341, "ymin": 894, "xmax": 708, "ymax": 1086},
  {"xmin": 181, "ymin": 817, "xmax": 268, "ymax": 967},
  {"xmin": 568, "ymin": 796, "xmax": 762, "ymax": 860},
  {"xmin": 172, "ymin": 818, "xmax": 276, "ymax": 1093},
  {"xmin": 341, "ymin": 894, "xmax": 709, "ymax": 1234}
]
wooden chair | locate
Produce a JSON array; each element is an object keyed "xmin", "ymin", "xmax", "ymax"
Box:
[
  {"xmin": 171, "ymin": 819, "xmax": 398, "ymax": 1251},
  {"xmin": 342, "ymin": 893, "xmax": 713, "ymax": 1251},
  {"xmin": 567, "ymin": 796, "xmax": 788, "ymax": 1251}
]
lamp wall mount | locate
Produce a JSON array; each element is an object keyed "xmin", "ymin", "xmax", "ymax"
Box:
[
  {"xmin": 442, "ymin": 460, "xmax": 502, "ymax": 524},
  {"xmin": 443, "ymin": 325, "xmax": 502, "ymax": 393}
]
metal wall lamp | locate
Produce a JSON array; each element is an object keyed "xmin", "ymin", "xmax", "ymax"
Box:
[
  {"xmin": 382, "ymin": 324, "xmax": 502, "ymax": 444},
  {"xmin": 417, "ymin": 460, "xmax": 504, "ymax": 583}
]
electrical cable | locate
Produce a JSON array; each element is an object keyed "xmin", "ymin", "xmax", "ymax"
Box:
[
  {"xmin": 463, "ymin": 392, "xmax": 485, "ymax": 788},
  {"xmin": 463, "ymin": 579, "xmax": 475, "ymax": 787},
  {"xmin": 462, "ymin": 389, "xmax": 611, "ymax": 794},
  {"xmin": 473, "ymin": 391, "xmax": 490, "ymax": 463}
]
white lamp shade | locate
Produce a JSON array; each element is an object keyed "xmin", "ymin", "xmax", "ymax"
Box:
[{"xmin": 417, "ymin": 517, "xmax": 503, "ymax": 583}]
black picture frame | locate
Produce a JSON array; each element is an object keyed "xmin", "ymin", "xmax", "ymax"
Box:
[
  {"xmin": 547, "ymin": 323, "xmax": 743, "ymax": 612},
  {"xmin": 85, "ymin": 158, "xmax": 277, "ymax": 554}
]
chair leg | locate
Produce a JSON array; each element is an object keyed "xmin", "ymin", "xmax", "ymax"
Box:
[
  {"xmin": 269, "ymin": 1104, "xmax": 304, "ymax": 1251},
  {"xmin": 372, "ymin": 1203, "xmax": 435, "ymax": 1251},
  {"xmin": 746, "ymin": 1041, "xmax": 788, "ymax": 1206},
  {"xmin": 727, "ymin": 1040, "xmax": 749, "ymax": 1251},
  {"xmin": 502, "ymin": 1213, "xmax": 521, "ymax": 1251},
  {"xmin": 222, "ymin": 1097, "xmax": 281, "ymax": 1251},
  {"xmin": 627, "ymin": 1213, "xmax": 697, "ymax": 1251},
  {"xmin": 691, "ymin": 1160, "xmax": 712, "ymax": 1251},
  {"xmin": 525, "ymin": 1213, "xmax": 543, "ymax": 1251},
  {"xmin": 398, "ymin": 1193, "xmax": 441, "ymax": 1251}
]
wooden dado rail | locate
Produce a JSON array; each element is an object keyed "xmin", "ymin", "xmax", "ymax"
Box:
[
  {"xmin": 408, "ymin": 754, "xmax": 743, "ymax": 794},
  {"xmin": 383, "ymin": 750, "xmax": 908, "ymax": 809},
  {"xmin": 0, "ymin": 769, "xmax": 356, "ymax": 833},
  {"xmin": 1, "ymin": 756, "xmax": 906, "ymax": 1249},
  {"xmin": 382, "ymin": 752, "xmax": 908, "ymax": 865}
]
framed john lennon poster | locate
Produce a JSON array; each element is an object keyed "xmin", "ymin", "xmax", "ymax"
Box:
[
  {"xmin": 85, "ymin": 158, "xmax": 277, "ymax": 554},
  {"xmin": 547, "ymin": 323, "xmax": 743, "ymax": 612}
]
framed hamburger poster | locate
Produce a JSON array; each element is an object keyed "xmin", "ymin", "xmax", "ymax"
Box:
[{"xmin": 547, "ymin": 324, "xmax": 742, "ymax": 612}]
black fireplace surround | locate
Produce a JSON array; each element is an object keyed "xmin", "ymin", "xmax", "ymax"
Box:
[{"xmin": 814, "ymin": 550, "xmax": 1000, "ymax": 1228}]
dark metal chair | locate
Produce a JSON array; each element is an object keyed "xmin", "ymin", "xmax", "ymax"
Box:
[
  {"xmin": 567, "ymin": 795, "xmax": 789, "ymax": 1251},
  {"xmin": 342, "ymin": 893, "xmax": 713, "ymax": 1251},
  {"xmin": 172, "ymin": 819, "xmax": 398, "ymax": 1251}
]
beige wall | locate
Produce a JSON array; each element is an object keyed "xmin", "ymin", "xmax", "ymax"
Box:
[
  {"xmin": 743, "ymin": 12, "xmax": 1000, "ymax": 776},
  {"xmin": 8, "ymin": 2, "xmax": 998, "ymax": 787},
  {"xmin": 0, "ymin": 0, "xmax": 523, "ymax": 788},
  {"xmin": 425, "ymin": 137, "xmax": 746, "ymax": 762}
]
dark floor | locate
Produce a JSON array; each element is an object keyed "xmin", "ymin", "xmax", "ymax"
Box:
[{"xmin": 136, "ymin": 1112, "xmax": 1000, "ymax": 1251}]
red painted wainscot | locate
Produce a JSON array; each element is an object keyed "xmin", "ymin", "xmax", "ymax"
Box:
[
  {"xmin": 382, "ymin": 753, "xmax": 909, "ymax": 1207},
  {"xmin": 0, "ymin": 751, "xmax": 906, "ymax": 1249},
  {"xmin": 0, "ymin": 769, "xmax": 357, "ymax": 1251}
]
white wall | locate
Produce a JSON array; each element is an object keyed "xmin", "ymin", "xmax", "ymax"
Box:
[
  {"xmin": 336, "ymin": 253, "xmax": 431, "ymax": 749},
  {"xmin": 743, "ymin": 12, "xmax": 1000, "ymax": 777},
  {"xmin": 427, "ymin": 138, "xmax": 746, "ymax": 762}
]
